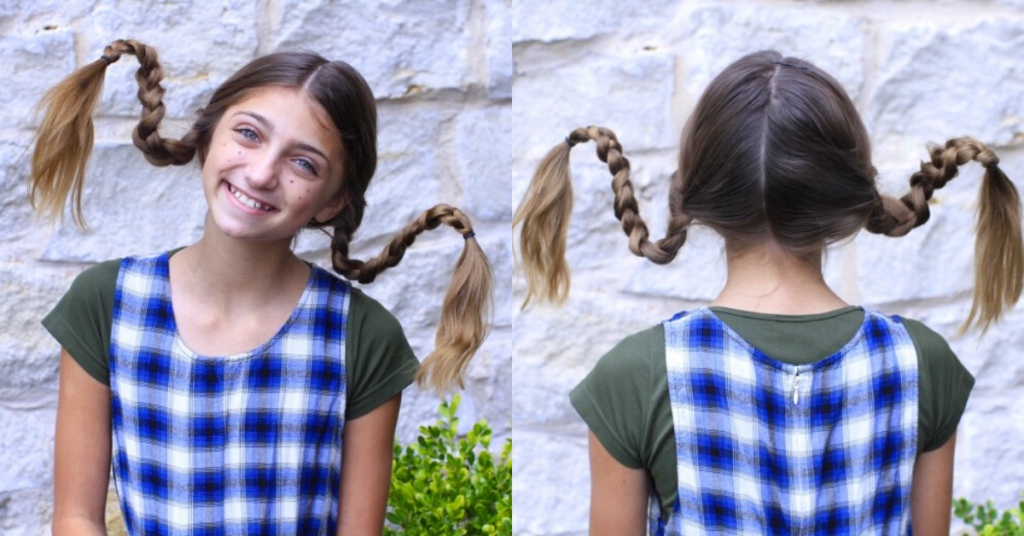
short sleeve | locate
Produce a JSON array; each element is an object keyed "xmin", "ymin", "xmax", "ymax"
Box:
[
  {"xmin": 41, "ymin": 259, "xmax": 122, "ymax": 386},
  {"xmin": 570, "ymin": 325, "xmax": 663, "ymax": 470},
  {"xmin": 344, "ymin": 288, "xmax": 419, "ymax": 420},
  {"xmin": 904, "ymin": 319, "xmax": 975, "ymax": 452}
]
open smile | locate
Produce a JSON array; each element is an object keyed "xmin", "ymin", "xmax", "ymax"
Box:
[{"xmin": 224, "ymin": 181, "xmax": 278, "ymax": 212}]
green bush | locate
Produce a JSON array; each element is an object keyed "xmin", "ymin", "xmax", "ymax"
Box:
[
  {"xmin": 953, "ymin": 493, "xmax": 1024, "ymax": 535},
  {"xmin": 385, "ymin": 395, "xmax": 512, "ymax": 535}
]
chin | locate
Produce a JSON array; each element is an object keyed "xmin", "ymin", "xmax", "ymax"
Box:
[{"xmin": 208, "ymin": 213, "xmax": 299, "ymax": 244}]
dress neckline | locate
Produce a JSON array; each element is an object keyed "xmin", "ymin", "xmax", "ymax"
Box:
[
  {"xmin": 158, "ymin": 251, "xmax": 318, "ymax": 361},
  {"xmin": 695, "ymin": 305, "xmax": 871, "ymax": 373}
]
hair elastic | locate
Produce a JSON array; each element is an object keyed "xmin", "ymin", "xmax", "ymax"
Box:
[
  {"xmin": 564, "ymin": 136, "xmax": 576, "ymax": 148},
  {"xmin": 773, "ymin": 60, "xmax": 810, "ymax": 72},
  {"xmin": 100, "ymin": 55, "xmax": 114, "ymax": 64},
  {"xmin": 463, "ymin": 230, "xmax": 476, "ymax": 240}
]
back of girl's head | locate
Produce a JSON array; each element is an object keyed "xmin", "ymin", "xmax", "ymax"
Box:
[
  {"xmin": 516, "ymin": 49, "xmax": 1021, "ymax": 332},
  {"xmin": 679, "ymin": 51, "xmax": 877, "ymax": 253},
  {"xmin": 31, "ymin": 39, "xmax": 491, "ymax": 392}
]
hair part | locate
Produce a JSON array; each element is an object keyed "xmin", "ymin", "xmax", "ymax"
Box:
[{"xmin": 31, "ymin": 39, "xmax": 493, "ymax": 391}]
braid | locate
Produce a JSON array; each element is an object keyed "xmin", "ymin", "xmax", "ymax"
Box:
[
  {"xmin": 330, "ymin": 204, "xmax": 492, "ymax": 392},
  {"xmin": 103, "ymin": 40, "xmax": 197, "ymax": 167},
  {"xmin": 574, "ymin": 126, "xmax": 691, "ymax": 264},
  {"xmin": 868, "ymin": 137, "xmax": 1022, "ymax": 332},
  {"xmin": 331, "ymin": 204, "xmax": 474, "ymax": 283},
  {"xmin": 514, "ymin": 126, "xmax": 692, "ymax": 306},
  {"xmin": 867, "ymin": 138, "xmax": 1001, "ymax": 236}
]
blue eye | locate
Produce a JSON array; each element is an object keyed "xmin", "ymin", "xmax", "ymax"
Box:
[
  {"xmin": 235, "ymin": 127, "xmax": 259, "ymax": 141},
  {"xmin": 295, "ymin": 158, "xmax": 318, "ymax": 176}
]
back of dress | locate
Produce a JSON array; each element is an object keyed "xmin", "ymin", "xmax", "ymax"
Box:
[{"xmin": 651, "ymin": 308, "xmax": 918, "ymax": 535}]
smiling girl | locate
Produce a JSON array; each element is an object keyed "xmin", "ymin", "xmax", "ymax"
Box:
[{"xmin": 32, "ymin": 39, "xmax": 491, "ymax": 535}]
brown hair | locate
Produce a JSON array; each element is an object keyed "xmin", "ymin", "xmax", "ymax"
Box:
[
  {"xmin": 515, "ymin": 50, "xmax": 1022, "ymax": 332},
  {"xmin": 31, "ymin": 38, "xmax": 492, "ymax": 391}
]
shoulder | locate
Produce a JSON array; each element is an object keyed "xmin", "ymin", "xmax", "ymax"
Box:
[
  {"xmin": 570, "ymin": 323, "xmax": 666, "ymax": 468},
  {"xmin": 58, "ymin": 258, "xmax": 123, "ymax": 314},
  {"xmin": 899, "ymin": 317, "xmax": 955, "ymax": 361},
  {"xmin": 72, "ymin": 258, "xmax": 123, "ymax": 294},
  {"xmin": 348, "ymin": 286, "xmax": 407, "ymax": 339},
  {"xmin": 588, "ymin": 323, "xmax": 665, "ymax": 381},
  {"xmin": 42, "ymin": 258, "xmax": 124, "ymax": 387}
]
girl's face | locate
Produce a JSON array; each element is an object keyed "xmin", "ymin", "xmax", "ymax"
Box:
[{"xmin": 201, "ymin": 86, "xmax": 346, "ymax": 243}]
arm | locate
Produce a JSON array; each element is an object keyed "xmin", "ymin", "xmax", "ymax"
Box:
[
  {"xmin": 911, "ymin": 430, "xmax": 957, "ymax": 535},
  {"xmin": 336, "ymin": 392, "xmax": 401, "ymax": 536},
  {"xmin": 52, "ymin": 348, "xmax": 111, "ymax": 536},
  {"xmin": 588, "ymin": 429, "xmax": 649, "ymax": 536}
]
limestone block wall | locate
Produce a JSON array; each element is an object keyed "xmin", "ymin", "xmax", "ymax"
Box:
[
  {"xmin": 512, "ymin": 1, "xmax": 1024, "ymax": 534},
  {"xmin": 0, "ymin": 0, "xmax": 511, "ymax": 533}
]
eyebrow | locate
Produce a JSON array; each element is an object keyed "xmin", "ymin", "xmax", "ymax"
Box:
[{"xmin": 232, "ymin": 111, "xmax": 333, "ymax": 173}]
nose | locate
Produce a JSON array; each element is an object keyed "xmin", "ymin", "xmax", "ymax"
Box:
[{"xmin": 245, "ymin": 149, "xmax": 280, "ymax": 190}]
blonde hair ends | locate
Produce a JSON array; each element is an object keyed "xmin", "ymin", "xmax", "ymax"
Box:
[
  {"xmin": 417, "ymin": 233, "xmax": 493, "ymax": 392},
  {"xmin": 513, "ymin": 142, "xmax": 574, "ymax": 307},
  {"xmin": 30, "ymin": 59, "xmax": 109, "ymax": 227},
  {"xmin": 966, "ymin": 153, "xmax": 1022, "ymax": 333}
]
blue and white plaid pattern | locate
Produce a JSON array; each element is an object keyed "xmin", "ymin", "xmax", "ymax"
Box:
[
  {"xmin": 650, "ymin": 308, "xmax": 918, "ymax": 535},
  {"xmin": 109, "ymin": 252, "xmax": 349, "ymax": 535}
]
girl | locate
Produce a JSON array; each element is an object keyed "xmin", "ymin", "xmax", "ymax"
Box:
[
  {"xmin": 33, "ymin": 39, "xmax": 492, "ymax": 534},
  {"xmin": 515, "ymin": 50, "xmax": 1020, "ymax": 535}
]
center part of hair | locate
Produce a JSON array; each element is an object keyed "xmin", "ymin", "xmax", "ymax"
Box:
[{"xmin": 228, "ymin": 183, "xmax": 274, "ymax": 211}]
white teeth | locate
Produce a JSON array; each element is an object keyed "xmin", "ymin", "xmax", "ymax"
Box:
[{"xmin": 228, "ymin": 183, "xmax": 271, "ymax": 211}]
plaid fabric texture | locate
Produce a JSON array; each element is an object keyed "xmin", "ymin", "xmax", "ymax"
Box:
[
  {"xmin": 649, "ymin": 308, "xmax": 918, "ymax": 535},
  {"xmin": 110, "ymin": 252, "xmax": 350, "ymax": 535}
]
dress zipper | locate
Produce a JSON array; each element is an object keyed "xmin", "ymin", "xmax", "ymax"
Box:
[{"xmin": 792, "ymin": 370, "xmax": 800, "ymax": 405}]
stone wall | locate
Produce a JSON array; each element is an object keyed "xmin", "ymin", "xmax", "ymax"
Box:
[
  {"xmin": 0, "ymin": 1, "xmax": 511, "ymax": 533},
  {"xmin": 3, "ymin": 0, "xmax": 1024, "ymax": 534},
  {"xmin": 512, "ymin": 1, "xmax": 1024, "ymax": 534}
]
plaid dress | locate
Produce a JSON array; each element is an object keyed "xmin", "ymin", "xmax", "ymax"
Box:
[
  {"xmin": 649, "ymin": 308, "xmax": 918, "ymax": 535},
  {"xmin": 109, "ymin": 252, "xmax": 350, "ymax": 535}
]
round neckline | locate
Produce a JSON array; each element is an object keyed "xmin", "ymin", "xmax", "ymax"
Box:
[
  {"xmin": 161, "ymin": 251, "xmax": 319, "ymax": 361},
  {"xmin": 708, "ymin": 304, "xmax": 862, "ymax": 323},
  {"xmin": 698, "ymin": 305, "xmax": 870, "ymax": 372}
]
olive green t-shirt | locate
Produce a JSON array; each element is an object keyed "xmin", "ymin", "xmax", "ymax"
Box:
[
  {"xmin": 42, "ymin": 255, "xmax": 419, "ymax": 421},
  {"xmin": 570, "ymin": 306, "xmax": 974, "ymax": 514}
]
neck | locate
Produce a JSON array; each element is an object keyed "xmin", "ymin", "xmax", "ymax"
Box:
[
  {"xmin": 710, "ymin": 241, "xmax": 848, "ymax": 315},
  {"xmin": 172, "ymin": 214, "xmax": 308, "ymax": 310}
]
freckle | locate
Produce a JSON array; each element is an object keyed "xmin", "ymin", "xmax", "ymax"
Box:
[{"xmin": 289, "ymin": 180, "xmax": 293, "ymax": 184}]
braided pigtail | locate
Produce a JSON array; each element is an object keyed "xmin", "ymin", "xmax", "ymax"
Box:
[
  {"xmin": 514, "ymin": 125, "xmax": 691, "ymax": 307},
  {"xmin": 331, "ymin": 205, "xmax": 493, "ymax": 393},
  {"xmin": 31, "ymin": 39, "xmax": 197, "ymax": 227},
  {"xmin": 867, "ymin": 137, "xmax": 1022, "ymax": 332}
]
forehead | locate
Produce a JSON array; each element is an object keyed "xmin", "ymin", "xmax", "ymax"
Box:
[{"xmin": 224, "ymin": 87, "xmax": 343, "ymax": 160}]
